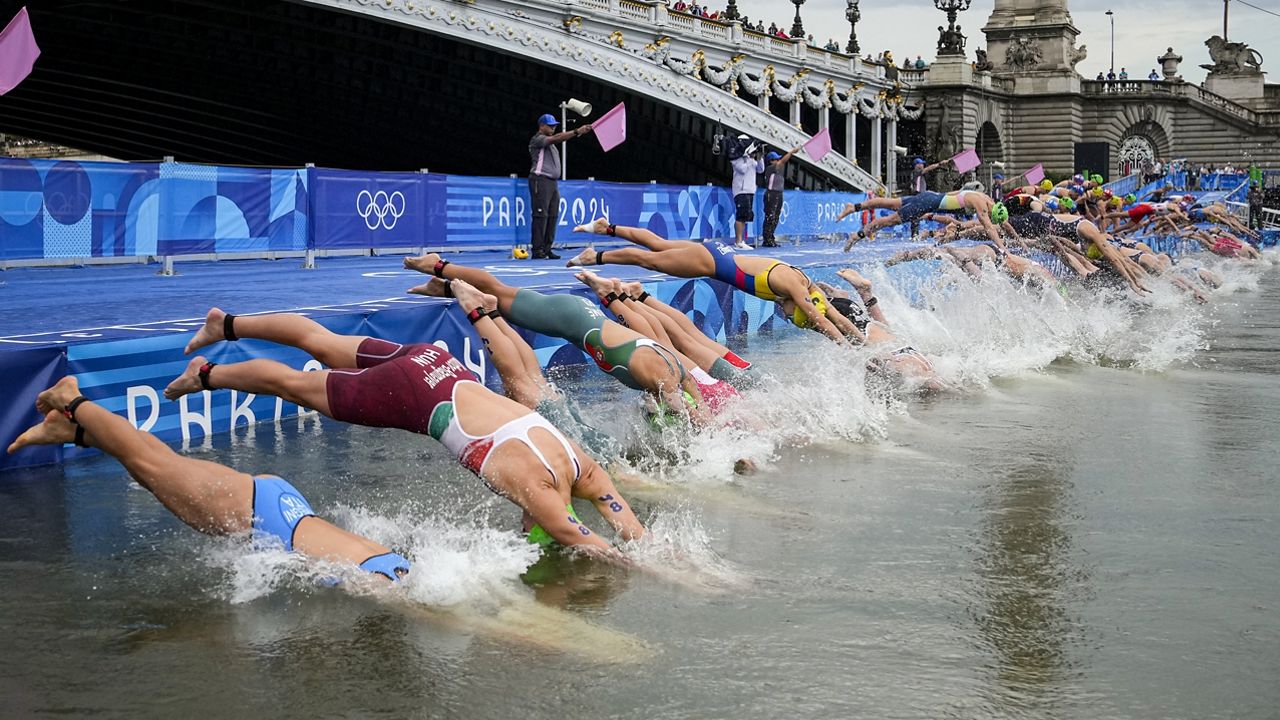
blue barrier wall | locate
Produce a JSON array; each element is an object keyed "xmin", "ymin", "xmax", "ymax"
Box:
[{"xmin": 2, "ymin": 159, "xmax": 872, "ymax": 262}]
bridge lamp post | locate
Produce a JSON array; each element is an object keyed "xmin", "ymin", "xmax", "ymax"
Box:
[
  {"xmin": 1105, "ymin": 10, "xmax": 1115, "ymax": 75},
  {"xmin": 845, "ymin": 0, "xmax": 860, "ymax": 55},
  {"xmin": 933, "ymin": 0, "xmax": 972, "ymax": 56},
  {"xmin": 790, "ymin": 0, "xmax": 806, "ymax": 40},
  {"xmin": 723, "ymin": 0, "xmax": 740, "ymax": 22},
  {"xmin": 559, "ymin": 98, "xmax": 593, "ymax": 180}
]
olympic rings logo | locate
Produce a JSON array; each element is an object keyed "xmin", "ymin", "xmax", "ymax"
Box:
[{"xmin": 356, "ymin": 189, "xmax": 406, "ymax": 230}]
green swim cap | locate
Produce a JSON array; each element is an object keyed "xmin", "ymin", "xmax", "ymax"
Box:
[
  {"xmin": 527, "ymin": 503, "xmax": 583, "ymax": 547},
  {"xmin": 1060, "ymin": 197, "xmax": 1077, "ymax": 211},
  {"xmin": 1091, "ymin": 174, "xmax": 1104, "ymax": 185},
  {"xmin": 1124, "ymin": 193, "xmax": 1137, "ymax": 204},
  {"xmin": 645, "ymin": 390, "xmax": 698, "ymax": 430},
  {"xmin": 990, "ymin": 202, "xmax": 1009, "ymax": 224}
]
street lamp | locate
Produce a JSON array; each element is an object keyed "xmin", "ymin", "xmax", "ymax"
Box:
[
  {"xmin": 1105, "ymin": 9, "xmax": 1115, "ymax": 75},
  {"xmin": 934, "ymin": 0, "xmax": 972, "ymax": 56},
  {"xmin": 790, "ymin": 0, "xmax": 806, "ymax": 39},
  {"xmin": 844, "ymin": 0, "xmax": 860, "ymax": 55},
  {"xmin": 723, "ymin": 0, "xmax": 740, "ymax": 22},
  {"xmin": 559, "ymin": 98, "xmax": 592, "ymax": 179}
]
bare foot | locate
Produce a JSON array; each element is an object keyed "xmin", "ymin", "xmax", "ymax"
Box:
[
  {"xmin": 450, "ymin": 279, "xmax": 486, "ymax": 312},
  {"xmin": 479, "ymin": 291, "xmax": 499, "ymax": 314},
  {"xmin": 7, "ymin": 411, "xmax": 77, "ymax": 454},
  {"xmin": 403, "ymin": 253, "xmax": 442, "ymax": 275},
  {"xmin": 574, "ymin": 270, "xmax": 612, "ymax": 297},
  {"xmin": 842, "ymin": 232, "xmax": 858, "ymax": 253},
  {"xmin": 164, "ymin": 356, "xmax": 209, "ymax": 400},
  {"xmin": 185, "ymin": 307, "xmax": 227, "ymax": 355},
  {"xmin": 407, "ymin": 278, "xmax": 451, "ymax": 297},
  {"xmin": 35, "ymin": 376, "xmax": 82, "ymax": 415},
  {"xmin": 621, "ymin": 281, "xmax": 645, "ymax": 298},
  {"xmin": 609, "ymin": 278, "xmax": 625, "ymax": 297},
  {"xmin": 573, "ymin": 217, "xmax": 609, "ymax": 234},
  {"xmin": 837, "ymin": 268, "xmax": 873, "ymax": 291},
  {"xmin": 565, "ymin": 245, "xmax": 597, "ymax": 268}
]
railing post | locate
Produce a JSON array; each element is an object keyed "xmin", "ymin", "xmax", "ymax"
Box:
[
  {"xmin": 654, "ymin": 1, "xmax": 667, "ymax": 25},
  {"xmin": 158, "ymin": 254, "xmax": 175, "ymax": 276},
  {"xmin": 302, "ymin": 162, "xmax": 317, "ymax": 269},
  {"xmin": 729, "ymin": 20, "xmax": 742, "ymax": 44}
]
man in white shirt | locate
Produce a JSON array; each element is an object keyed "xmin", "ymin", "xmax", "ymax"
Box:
[{"xmin": 730, "ymin": 136, "xmax": 765, "ymax": 249}]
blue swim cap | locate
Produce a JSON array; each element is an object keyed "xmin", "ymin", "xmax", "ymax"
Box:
[{"xmin": 914, "ymin": 157, "xmax": 925, "ymax": 165}]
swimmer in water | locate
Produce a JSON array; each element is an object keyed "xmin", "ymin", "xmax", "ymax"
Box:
[
  {"xmin": 838, "ymin": 189, "xmax": 1009, "ymax": 252},
  {"xmin": 565, "ymin": 219, "xmax": 861, "ymax": 343},
  {"xmin": 8, "ymin": 376, "xmax": 412, "ymax": 583},
  {"xmin": 1003, "ymin": 194, "xmax": 1150, "ymax": 294},
  {"xmin": 165, "ymin": 308, "xmax": 645, "ymax": 558},
  {"xmin": 403, "ymin": 253, "xmax": 709, "ymax": 427},
  {"xmin": 1184, "ymin": 228, "xmax": 1262, "ymax": 261},
  {"xmin": 822, "ymin": 269, "xmax": 947, "ymax": 393},
  {"xmin": 884, "ymin": 243, "xmax": 1056, "ymax": 285}
]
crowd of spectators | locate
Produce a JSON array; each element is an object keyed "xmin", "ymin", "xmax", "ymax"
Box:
[
  {"xmin": 1094, "ymin": 67, "xmax": 1167, "ymax": 82},
  {"xmin": 1140, "ymin": 157, "xmax": 1266, "ymax": 192}
]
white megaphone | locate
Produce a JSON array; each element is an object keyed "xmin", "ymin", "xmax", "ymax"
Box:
[
  {"xmin": 992, "ymin": 160, "xmax": 1007, "ymax": 169},
  {"xmin": 562, "ymin": 98, "xmax": 593, "ymax": 117},
  {"xmin": 892, "ymin": 145, "xmax": 908, "ymax": 156}
]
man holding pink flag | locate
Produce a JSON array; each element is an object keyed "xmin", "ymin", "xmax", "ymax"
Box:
[
  {"xmin": 527, "ymin": 112, "xmax": 594, "ymax": 260},
  {"xmin": 0, "ymin": 6, "xmax": 41, "ymax": 96}
]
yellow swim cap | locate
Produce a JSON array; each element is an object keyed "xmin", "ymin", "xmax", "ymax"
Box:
[
  {"xmin": 512, "ymin": 247, "xmax": 530, "ymax": 259},
  {"xmin": 792, "ymin": 292, "xmax": 829, "ymax": 329},
  {"xmin": 1086, "ymin": 243, "xmax": 1103, "ymax": 260},
  {"xmin": 1040, "ymin": 179, "xmax": 1055, "ymax": 192}
]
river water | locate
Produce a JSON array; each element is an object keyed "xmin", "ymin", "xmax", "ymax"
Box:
[{"xmin": 1, "ymin": 254, "xmax": 1278, "ymax": 719}]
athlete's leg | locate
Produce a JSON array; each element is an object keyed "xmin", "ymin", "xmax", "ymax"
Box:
[
  {"xmin": 185, "ymin": 308, "xmax": 364, "ymax": 368},
  {"xmin": 884, "ymin": 247, "xmax": 945, "ymax": 266},
  {"xmin": 835, "ymin": 269, "xmax": 888, "ymax": 325},
  {"xmin": 164, "ymin": 356, "xmax": 332, "ymax": 414},
  {"xmin": 577, "ymin": 272, "xmax": 667, "ymax": 343},
  {"xmin": 19, "ymin": 378, "xmax": 252, "ymax": 534},
  {"xmin": 452, "ymin": 280, "xmax": 544, "ymax": 409},
  {"xmin": 567, "ymin": 243, "xmax": 715, "ymax": 277},
  {"xmin": 575, "ymin": 217, "xmax": 689, "ymax": 252},
  {"xmin": 405, "ymin": 254, "xmax": 520, "ymax": 309}
]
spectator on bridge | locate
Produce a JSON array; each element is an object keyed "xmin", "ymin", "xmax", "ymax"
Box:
[
  {"xmin": 909, "ymin": 156, "xmax": 944, "ymax": 195},
  {"xmin": 768, "ymin": 21, "xmax": 778, "ymax": 35},
  {"xmin": 1119, "ymin": 67, "xmax": 1129, "ymax": 80},
  {"xmin": 761, "ymin": 144, "xmax": 802, "ymax": 247},
  {"xmin": 528, "ymin": 113, "xmax": 594, "ymax": 260},
  {"xmin": 903, "ymin": 57, "xmax": 913, "ymax": 69},
  {"xmin": 690, "ymin": 2, "xmax": 701, "ymax": 16},
  {"xmin": 730, "ymin": 136, "xmax": 766, "ymax": 249},
  {"xmin": 825, "ymin": 38, "xmax": 839, "ymax": 52},
  {"xmin": 807, "ymin": 34, "xmax": 815, "ymax": 46},
  {"xmin": 1148, "ymin": 69, "xmax": 1160, "ymax": 81},
  {"xmin": 1096, "ymin": 71, "xmax": 1105, "ymax": 80},
  {"xmin": 672, "ymin": 1, "xmax": 688, "ymax": 12},
  {"xmin": 1248, "ymin": 183, "xmax": 1265, "ymax": 230},
  {"xmin": 1107, "ymin": 69, "xmax": 1117, "ymax": 81},
  {"xmin": 915, "ymin": 56, "xmax": 928, "ymax": 69}
]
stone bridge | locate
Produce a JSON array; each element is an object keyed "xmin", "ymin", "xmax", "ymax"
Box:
[{"xmin": 0, "ymin": 0, "xmax": 929, "ymax": 191}]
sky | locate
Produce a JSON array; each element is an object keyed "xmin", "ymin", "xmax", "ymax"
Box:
[{"xmin": 726, "ymin": 0, "xmax": 1278, "ymax": 84}]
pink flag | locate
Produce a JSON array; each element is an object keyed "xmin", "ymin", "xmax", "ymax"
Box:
[
  {"xmin": 950, "ymin": 148, "xmax": 981, "ymax": 174},
  {"xmin": 0, "ymin": 7, "xmax": 40, "ymax": 96},
  {"xmin": 803, "ymin": 128, "xmax": 832, "ymax": 163},
  {"xmin": 1024, "ymin": 163, "xmax": 1046, "ymax": 185},
  {"xmin": 593, "ymin": 102, "xmax": 627, "ymax": 152}
]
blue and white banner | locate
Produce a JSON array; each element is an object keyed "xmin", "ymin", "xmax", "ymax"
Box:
[{"xmin": 310, "ymin": 168, "xmax": 434, "ymax": 250}]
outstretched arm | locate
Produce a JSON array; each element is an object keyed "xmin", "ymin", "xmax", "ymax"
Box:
[{"xmin": 572, "ymin": 456, "xmax": 645, "ymax": 542}]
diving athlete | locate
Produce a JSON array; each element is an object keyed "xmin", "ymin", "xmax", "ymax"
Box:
[
  {"xmin": 565, "ymin": 219, "xmax": 861, "ymax": 343},
  {"xmin": 165, "ymin": 309, "xmax": 645, "ymax": 556},
  {"xmin": 8, "ymin": 376, "xmax": 411, "ymax": 583}
]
